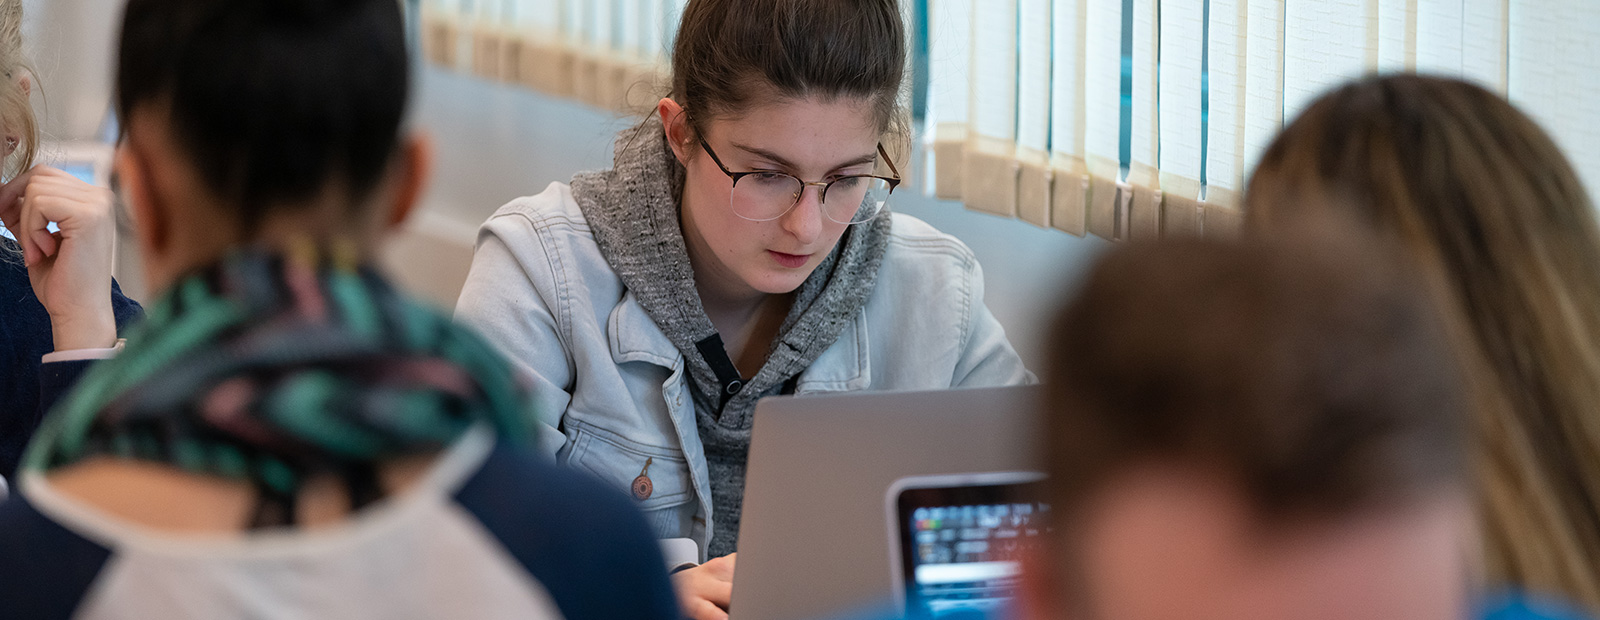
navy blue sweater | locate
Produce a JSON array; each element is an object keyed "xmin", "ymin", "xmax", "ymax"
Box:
[{"xmin": 0, "ymin": 240, "xmax": 142, "ymax": 480}]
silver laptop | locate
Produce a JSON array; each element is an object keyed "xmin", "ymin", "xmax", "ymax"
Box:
[{"xmin": 730, "ymin": 385, "xmax": 1044, "ymax": 620}]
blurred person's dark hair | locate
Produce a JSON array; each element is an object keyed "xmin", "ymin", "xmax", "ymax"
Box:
[
  {"xmin": 1245, "ymin": 74, "xmax": 1600, "ymax": 611},
  {"xmin": 1042, "ymin": 229, "xmax": 1468, "ymax": 551},
  {"xmin": 115, "ymin": 0, "xmax": 408, "ymax": 235}
]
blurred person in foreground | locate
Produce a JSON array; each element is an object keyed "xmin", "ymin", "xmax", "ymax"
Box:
[
  {"xmin": 1245, "ymin": 75, "xmax": 1600, "ymax": 614},
  {"xmin": 0, "ymin": 0, "xmax": 679, "ymax": 618},
  {"xmin": 1014, "ymin": 234, "xmax": 1589, "ymax": 620}
]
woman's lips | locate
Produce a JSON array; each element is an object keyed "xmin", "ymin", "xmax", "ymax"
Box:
[{"xmin": 769, "ymin": 251, "xmax": 811, "ymax": 268}]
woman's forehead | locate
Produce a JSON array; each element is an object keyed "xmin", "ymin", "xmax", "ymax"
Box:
[{"xmin": 704, "ymin": 96, "xmax": 879, "ymax": 168}]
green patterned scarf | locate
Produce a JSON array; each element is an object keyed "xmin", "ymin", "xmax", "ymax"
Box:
[{"xmin": 23, "ymin": 242, "xmax": 535, "ymax": 526}]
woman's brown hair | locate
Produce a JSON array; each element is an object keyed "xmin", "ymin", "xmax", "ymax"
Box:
[
  {"xmin": 667, "ymin": 0, "xmax": 907, "ymax": 142},
  {"xmin": 1245, "ymin": 74, "xmax": 1600, "ymax": 612}
]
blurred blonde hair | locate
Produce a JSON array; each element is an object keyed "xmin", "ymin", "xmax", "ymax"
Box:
[
  {"xmin": 0, "ymin": 0, "xmax": 35, "ymax": 182},
  {"xmin": 1245, "ymin": 74, "xmax": 1600, "ymax": 613}
]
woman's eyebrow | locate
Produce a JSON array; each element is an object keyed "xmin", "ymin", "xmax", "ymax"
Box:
[{"xmin": 731, "ymin": 142, "xmax": 878, "ymax": 172}]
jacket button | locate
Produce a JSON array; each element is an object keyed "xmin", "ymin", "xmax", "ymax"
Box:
[{"xmin": 632, "ymin": 475, "xmax": 654, "ymax": 501}]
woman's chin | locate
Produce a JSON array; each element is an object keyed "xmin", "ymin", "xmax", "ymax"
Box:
[{"xmin": 744, "ymin": 267, "xmax": 814, "ymax": 296}]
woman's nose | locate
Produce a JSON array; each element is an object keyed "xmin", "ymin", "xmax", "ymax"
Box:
[{"xmin": 780, "ymin": 184, "xmax": 825, "ymax": 244}]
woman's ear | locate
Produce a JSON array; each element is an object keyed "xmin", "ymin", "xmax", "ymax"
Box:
[
  {"xmin": 657, "ymin": 97, "xmax": 693, "ymax": 164},
  {"xmin": 384, "ymin": 133, "xmax": 433, "ymax": 231}
]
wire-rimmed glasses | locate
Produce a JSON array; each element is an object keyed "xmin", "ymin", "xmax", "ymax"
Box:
[{"xmin": 698, "ymin": 138, "xmax": 901, "ymax": 225}]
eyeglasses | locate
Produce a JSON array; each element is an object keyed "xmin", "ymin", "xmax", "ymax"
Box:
[{"xmin": 698, "ymin": 138, "xmax": 901, "ymax": 225}]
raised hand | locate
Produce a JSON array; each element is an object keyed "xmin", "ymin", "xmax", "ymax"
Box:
[{"xmin": 0, "ymin": 166, "xmax": 119, "ymax": 352}]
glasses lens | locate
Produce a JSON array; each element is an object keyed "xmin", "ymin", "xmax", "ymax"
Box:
[
  {"xmin": 826, "ymin": 176, "xmax": 892, "ymax": 224},
  {"xmin": 731, "ymin": 172, "xmax": 804, "ymax": 221}
]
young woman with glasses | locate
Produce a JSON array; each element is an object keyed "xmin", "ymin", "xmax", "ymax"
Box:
[{"xmin": 455, "ymin": 1, "xmax": 1031, "ymax": 617}]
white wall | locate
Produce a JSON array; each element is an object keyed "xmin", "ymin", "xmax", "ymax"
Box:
[
  {"xmin": 397, "ymin": 67, "xmax": 1108, "ymax": 369},
  {"xmin": 21, "ymin": 0, "xmax": 121, "ymax": 141}
]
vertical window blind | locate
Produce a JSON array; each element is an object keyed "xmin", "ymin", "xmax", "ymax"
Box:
[
  {"xmin": 927, "ymin": 0, "xmax": 973, "ymax": 202},
  {"xmin": 1081, "ymin": 0, "xmax": 1122, "ymax": 239},
  {"xmin": 960, "ymin": 0, "xmax": 1018, "ymax": 218},
  {"xmin": 1128, "ymin": 0, "xmax": 1160, "ymax": 240},
  {"xmin": 420, "ymin": 0, "xmax": 1600, "ymax": 240},
  {"xmin": 1158, "ymin": 0, "xmax": 1203, "ymax": 237},
  {"xmin": 1048, "ymin": 0, "xmax": 1087, "ymax": 236}
]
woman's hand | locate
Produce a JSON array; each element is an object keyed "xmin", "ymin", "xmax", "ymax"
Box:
[
  {"xmin": 0, "ymin": 166, "xmax": 119, "ymax": 352},
  {"xmin": 672, "ymin": 553, "xmax": 736, "ymax": 620}
]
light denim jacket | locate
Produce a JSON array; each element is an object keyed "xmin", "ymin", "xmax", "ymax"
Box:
[{"xmin": 455, "ymin": 183, "xmax": 1033, "ymax": 558}]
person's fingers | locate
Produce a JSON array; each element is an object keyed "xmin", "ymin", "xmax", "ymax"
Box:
[
  {"xmin": 26, "ymin": 175, "xmax": 100, "ymax": 201},
  {"xmin": 0, "ymin": 198, "xmax": 18, "ymax": 231},
  {"xmin": 42, "ymin": 231, "xmax": 63, "ymax": 258},
  {"xmin": 27, "ymin": 180, "xmax": 115, "ymax": 231},
  {"xmin": 19, "ymin": 188, "xmax": 45, "ymax": 263},
  {"xmin": 672, "ymin": 562, "xmax": 737, "ymax": 617},
  {"xmin": 702, "ymin": 554, "xmax": 737, "ymax": 580},
  {"xmin": 687, "ymin": 598, "xmax": 730, "ymax": 620},
  {"xmin": 31, "ymin": 227, "xmax": 57, "ymax": 258},
  {"xmin": 28, "ymin": 195, "xmax": 104, "ymax": 234},
  {"xmin": 0, "ymin": 166, "xmax": 40, "ymax": 212},
  {"xmin": 23, "ymin": 195, "xmax": 74, "ymax": 257},
  {"xmin": 19, "ymin": 230, "xmax": 36, "ymax": 266},
  {"xmin": 699, "ymin": 578, "xmax": 734, "ymax": 607}
]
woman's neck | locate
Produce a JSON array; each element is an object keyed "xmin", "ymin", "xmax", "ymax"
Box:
[
  {"xmin": 702, "ymin": 290, "xmax": 793, "ymax": 378},
  {"xmin": 694, "ymin": 271, "xmax": 779, "ymax": 376},
  {"xmin": 680, "ymin": 206, "xmax": 793, "ymax": 376}
]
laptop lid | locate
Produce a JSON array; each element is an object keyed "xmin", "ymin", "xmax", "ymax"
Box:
[{"xmin": 730, "ymin": 385, "xmax": 1043, "ymax": 620}]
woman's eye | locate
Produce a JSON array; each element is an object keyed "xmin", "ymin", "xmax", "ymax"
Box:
[
  {"xmin": 831, "ymin": 176, "xmax": 865, "ymax": 189},
  {"xmin": 751, "ymin": 172, "xmax": 791, "ymax": 185}
]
